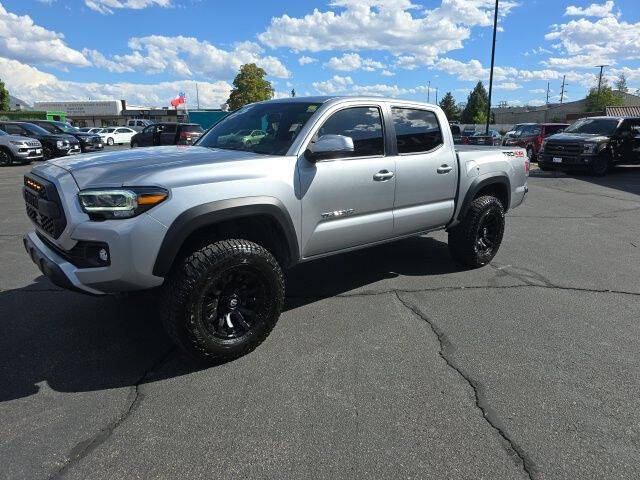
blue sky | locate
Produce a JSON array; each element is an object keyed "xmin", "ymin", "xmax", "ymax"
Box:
[{"xmin": 1, "ymin": 0, "xmax": 639, "ymax": 108}]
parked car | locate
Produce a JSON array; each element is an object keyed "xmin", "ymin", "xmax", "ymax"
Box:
[
  {"xmin": 79, "ymin": 127, "xmax": 104, "ymax": 134},
  {"xmin": 0, "ymin": 128, "xmax": 42, "ymax": 166},
  {"xmin": 217, "ymin": 129, "xmax": 267, "ymax": 146},
  {"xmin": 22, "ymin": 96, "xmax": 528, "ymax": 362},
  {"xmin": 0, "ymin": 121, "xmax": 80, "ymax": 159},
  {"xmin": 467, "ymin": 130, "xmax": 502, "ymax": 146},
  {"xmin": 28, "ymin": 120, "xmax": 103, "ymax": 153},
  {"xmin": 503, "ymin": 123, "xmax": 568, "ymax": 160},
  {"xmin": 100, "ymin": 127, "xmax": 136, "ymax": 145},
  {"xmin": 127, "ymin": 119, "xmax": 155, "ymax": 132},
  {"xmin": 538, "ymin": 116, "xmax": 640, "ymax": 175},
  {"xmin": 130, "ymin": 122, "xmax": 204, "ymax": 148},
  {"xmin": 450, "ymin": 124, "xmax": 465, "ymax": 145},
  {"xmin": 502, "ymin": 123, "xmax": 535, "ymax": 145}
]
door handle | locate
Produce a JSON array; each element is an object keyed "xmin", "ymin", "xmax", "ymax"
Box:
[
  {"xmin": 437, "ymin": 164, "xmax": 453, "ymax": 174},
  {"xmin": 373, "ymin": 170, "xmax": 394, "ymax": 181}
]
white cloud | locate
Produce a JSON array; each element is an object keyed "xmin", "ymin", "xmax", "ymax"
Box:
[
  {"xmin": 259, "ymin": 0, "xmax": 519, "ymax": 66},
  {"xmin": 298, "ymin": 56, "xmax": 317, "ymax": 65},
  {"xmin": 529, "ymin": 88, "xmax": 547, "ymax": 94},
  {"xmin": 545, "ymin": 8, "xmax": 640, "ymax": 68},
  {"xmin": 565, "ymin": 1, "xmax": 616, "ymax": 18},
  {"xmin": 0, "ymin": 57, "xmax": 231, "ymax": 108},
  {"xmin": 91, "ymin": 36, "xmax": 290, "ymax": 79},
  {"xmin": 325, "ymin": 53, "xmax": 384, "ymax": 72},
  {"xmin": 0, "ymin": 3, "xmax": 89, "ymax": 68},
  {"xmin": 84, "ymin": 0, "xmax": 171, "ymax": 15},
  {"xmin": 312, "ymin": 75, "xmax": 354, "ymax": 94},
  {"xmin": 381, "ymin": 69, "xmax": 395, "ymax": 76},
  {"xmin": 495, "ymin": 82, "xmax": 522, "ymax": 90}
]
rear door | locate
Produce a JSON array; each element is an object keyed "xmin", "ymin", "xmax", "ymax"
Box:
[
  {"xmin": 298, "ymin": 104, "xmax": 396, "ymax": 257},
  {"xmin": 137, "ymin": 125, "xmax": 155, "ymax": 146},
  {"xmin": 389, "ymin": 106, "xmax": 458, "ymax": 235},
  {"xmin": 159, "ymin": 124, "xmax": 177, "ymax": 145}
]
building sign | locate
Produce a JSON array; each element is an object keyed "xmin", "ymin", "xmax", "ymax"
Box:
[{"xmin": 33, "ymin": 101, "xmax": 121, "ymax": 117}]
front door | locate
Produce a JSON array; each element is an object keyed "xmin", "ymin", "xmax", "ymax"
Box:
[
  {"xmin": 388, "ymin": 106, "xmax": 458, "ymax": 235},
  {"xmin": 138, "ymin": 125, "xmax": 155, "ymax": 146},
  {"xmin": 298, "ymin": 105, "xmax": 396, "ymax": 258}
]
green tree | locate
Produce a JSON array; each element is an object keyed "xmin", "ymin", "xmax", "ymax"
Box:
[
  {"xmin": 226, "ymin": 64, "xmax": 274, "ymax": 111},
  {"xmin": 0, "ymin": 78, "xmax": 10, "ymax": 112},
  {"xmin": 439, "ymin": 91, "xmax": 460, "ymax": 121},
  {"xmin": 615, "ymin": 73, "xmax": 628, "ymax": 93},
  {"xmin": 461, "ymin": 81, "xmax": 488, "ymax": 124},
  {"xmin": 585, "ymin": 82, "xmax": 623, "ymax": 112}
]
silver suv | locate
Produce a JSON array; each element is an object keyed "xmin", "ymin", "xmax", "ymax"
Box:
[
  {"xmin": 22, "ymin": 97, "xmax": 528, "ymax": 361},
  {"xmin": 0, "ymin": 129, "xmax": 42, "ymax": 165}
]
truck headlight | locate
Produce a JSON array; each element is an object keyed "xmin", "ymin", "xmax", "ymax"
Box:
[
  {"xmin": 583, "ymin": 142, "xmax": 605, "ymax": 155},
  {"xmin": 78, "ymin": 187, "xmax": 168, "ymax": 219}
]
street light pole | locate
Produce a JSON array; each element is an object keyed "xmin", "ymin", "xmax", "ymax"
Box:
[
  {"xmin": 428, "ymin": 80, "xmax": 431, "ymax": 103},
  {"xmin": 486, "ymin": 0, "xmax": 499, "ymax": 135}
]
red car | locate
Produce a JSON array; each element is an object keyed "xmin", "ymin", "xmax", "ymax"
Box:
[{"xmin": 505, "ymin": 123, "xmax": 568, "ymax": 161}]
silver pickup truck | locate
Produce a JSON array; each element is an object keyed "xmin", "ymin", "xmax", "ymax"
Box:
[{"xmin": 22, "ymin": 97, "xmax": 528, "ymax": 361}]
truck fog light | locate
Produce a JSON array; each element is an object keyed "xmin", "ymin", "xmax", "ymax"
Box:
[{"xmin": 98, "ymin": 248, "xmax": 109, "ymax": 263}]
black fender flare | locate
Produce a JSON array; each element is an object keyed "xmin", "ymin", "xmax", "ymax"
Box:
[
  {"xmin": 152, "ymin": 196, "xmax": 299, "ymax": 277},
  {"xmin": 458, "ymin": 173, "xmax": 511, "ymax": 222}
]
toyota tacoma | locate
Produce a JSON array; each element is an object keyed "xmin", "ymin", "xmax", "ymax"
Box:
[{"xmin": 22, "ymin": 97, "xmax": 529, "ymax": 362}]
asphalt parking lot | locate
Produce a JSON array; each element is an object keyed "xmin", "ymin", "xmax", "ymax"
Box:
[{"xmin": 1, "ymin": 154, "xmax": 639, "ymax": 480}]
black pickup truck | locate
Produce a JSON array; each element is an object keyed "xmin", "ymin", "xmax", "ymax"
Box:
[
  {"xmin": 130, "ymin": 122, "xmax": 204, "ymax": 147},
  {"xmin": 538, "ymin": 116, "xmax": 640, "ymax": 176},
  {"xmin": 28, "ymin": 120, "xmax": 103, "ymax": 153}
]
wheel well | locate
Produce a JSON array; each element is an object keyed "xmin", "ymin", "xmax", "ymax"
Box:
[
  {"xmin": 176, "ymin": 214, "xmax": 292, "ymax": 268},
  {"xmin": 474, "ymin": 183, "xmax": 509, "ymax": 210}
]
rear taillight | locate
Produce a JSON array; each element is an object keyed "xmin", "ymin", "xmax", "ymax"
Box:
[
  {"xmin": 525, "ymin": 158, "xmax": 530, "ymax": 174},
  {"xmin": 179, "ymin": 131, "xmax": 188, "ymax": 139}
]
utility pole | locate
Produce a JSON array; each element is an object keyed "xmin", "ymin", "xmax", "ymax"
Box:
[
  {"xmin": 596, "ymin": 64, "xmax": 608, "ymax": 96},
  {"xmin": 195, "ymin": 82, "xmax": 200, "ymax": 110},
  {"xmin": 427, "ymin": 80, "xmax": 431, "ymax": 103},
  {"xmin": 435, "ymin": 86, "xmax": 438, "ymax": 104},
  {"xmin": 486, "ymin": 0, "xmax": 499, "ymax": 135},
  {"xmin": 559, "ymin": 75, "xmax": 566, "ymax": 104},
  {"xmin": 546, "ymin": 82, "xmax": 550, "ymax": 105}
]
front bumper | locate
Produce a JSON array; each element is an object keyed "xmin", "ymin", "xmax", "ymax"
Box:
[
  {"xmin": 538, "ymin": 152, "xmax": 596, "ymax": 169},
  {"xmin": 12, "ymin": 146, "xmax": 43, "ymax": 162},
  {"xmin": 80, "ymin": 141, "xmax": 103, "ymax": 152}
]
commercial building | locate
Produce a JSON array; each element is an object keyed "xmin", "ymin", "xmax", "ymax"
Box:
[{"xmin": 492, "ymin": 90, "xmax": 640, "ymax": 125}]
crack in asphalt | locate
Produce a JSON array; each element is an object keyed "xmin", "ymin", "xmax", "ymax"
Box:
[
  {"xmin": 394, "ymin": 291, "xmax": 536, "ymax": 480},
  {"xmin": 47, "ymin": 348, "xmax": 175, "ymax": 480}
]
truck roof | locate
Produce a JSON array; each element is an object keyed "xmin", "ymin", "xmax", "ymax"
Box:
[{"xmin": 255, "ymin": 95, "xmax": 440, "ymax": 108}]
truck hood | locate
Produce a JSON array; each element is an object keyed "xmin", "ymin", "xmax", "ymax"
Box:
[
  {"xmin": 547, "ymin": 133, "xmax": 610, "ymax": 143},
  {"xmin": 47, "ymin": 145, "xmax": 267, "ymax": 189}
]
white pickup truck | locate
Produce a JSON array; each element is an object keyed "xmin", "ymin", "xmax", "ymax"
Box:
[{"xmin": 23, "ymin": 96, "xmax": 528, "ymax": 361}]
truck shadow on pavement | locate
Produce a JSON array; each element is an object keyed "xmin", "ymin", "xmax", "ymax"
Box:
[
  {"xmin": 530, "ymin": 164, "xmax": 640, "ymax": 198},
  {"xmin": 0, "ymin": 236, "xmax": 464, "ymax": 401}
]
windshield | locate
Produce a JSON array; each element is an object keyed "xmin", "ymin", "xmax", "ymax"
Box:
[
  {"xmin": 21, "ymin": 123, "xmax": 51, "ymax": 135},
  {"xmin": 53, "ymin": 122, "xmax": 80, "ymax": 133},
  {"xmin": 564, "ymin": 118, "xmax": 619, "ymax": 135},
  {"xmin": 196, "ymin": 102, "xmax": 322, "ymax": 155}
]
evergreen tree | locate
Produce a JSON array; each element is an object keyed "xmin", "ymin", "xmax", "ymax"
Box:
[
  {"xmin": 227, "ymin": 64, "xmax": 274, "ymax": 111},
  {"xmin": 439, "ymin": 92, "xmax": 460, "ymax": 121},
  {"xmin": 0, "ymin": 78, "xmax": 10, "ymax": 112},
  {"xmin": 615, "ymin": 73, "xmax": 628, "ymax": 94},
  {"xmin": 585, "ymin": 80, "xmax": 623, "ymax": 112},
  {"xmin": 461, "ymin": 82, "xmax": 488, "ymax": 124}
]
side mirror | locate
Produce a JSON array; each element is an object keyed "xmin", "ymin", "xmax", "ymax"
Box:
[{"xmin": 305, "ymin": 134, "xmax": 354, "ymax": 162}]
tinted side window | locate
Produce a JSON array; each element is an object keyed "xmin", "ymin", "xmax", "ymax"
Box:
[
  {"xmin": 116, "ymin": 128, "xmax": 128, "ymax": 133},
  {"xmin": 163, "ymin": 124, "xmax": 177, "ymax": 133},
  {"xmin": 316, "ymin": 107, "xmax": 384, "ymax": 157},
  {"xmin": 4, "ymin": 124, "xmax": 25, "ymax": 135},
  {"xmin": 391, "ymin": 108, "xmax": 443, "ymax": 154},
  {"xmin": 142, "ymin": 125, "xmax": 154, "ymax": 134}
]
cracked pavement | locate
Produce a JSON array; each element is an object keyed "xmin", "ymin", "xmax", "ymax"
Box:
[{"xmin": 1, "ymin": 164, "xmax": 639, "ymax": 479}]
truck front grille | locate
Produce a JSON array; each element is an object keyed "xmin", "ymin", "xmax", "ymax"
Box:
[
  {"xmin": 544, "ymin": 142, "xmax": 581, "ymax": 157},
  {"xmin": 23, "ymin": 174, "xmax": 67, "ymax": 239}
]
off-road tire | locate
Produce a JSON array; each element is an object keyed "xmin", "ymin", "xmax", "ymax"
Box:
[
  {"xmin": 0, "ymin": 147, "xmax": 13, "ymax": 166},
  {"xmin": 161, "ymin": 239, "xmax": 285, "ymax": 363},
  {"xmin": 448, "ymin": 195, "xmax": 505, "ymax": 268}
]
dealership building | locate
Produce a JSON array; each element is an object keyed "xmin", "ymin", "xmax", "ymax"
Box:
[{"xmin": 32, "ymin": 100, "xmax": 189, "ymax": 127}]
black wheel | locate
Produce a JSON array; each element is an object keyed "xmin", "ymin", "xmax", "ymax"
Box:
[
  {"xmin": 588, "ymin": 155, "xmax": 609, "ymax": 176},
  {"xmin": 131, "ymin": 142, "xmax": 138, "ymax": 148},
  {"xmin": 448, "ymin": 195, "xmax": 505, "ymax": 268},
  {"xmin": 107, "ymin": 137, "xmax": 114, "ymax": 146},
  {"xmin": 162, "ymin": 239, "xmax": 285, "ymax": 363},
  {"xmin": 0, "ymin": 147, "xmax": 13, "ymax": 166},
  {"xmin": 526, "ymin": 146, "xmax": 535, "ymax": 162}
]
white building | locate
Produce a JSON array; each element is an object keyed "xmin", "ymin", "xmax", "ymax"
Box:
[{"xmin": 33, "ymin": 100, "xmax": 123, "ymax": 127}]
